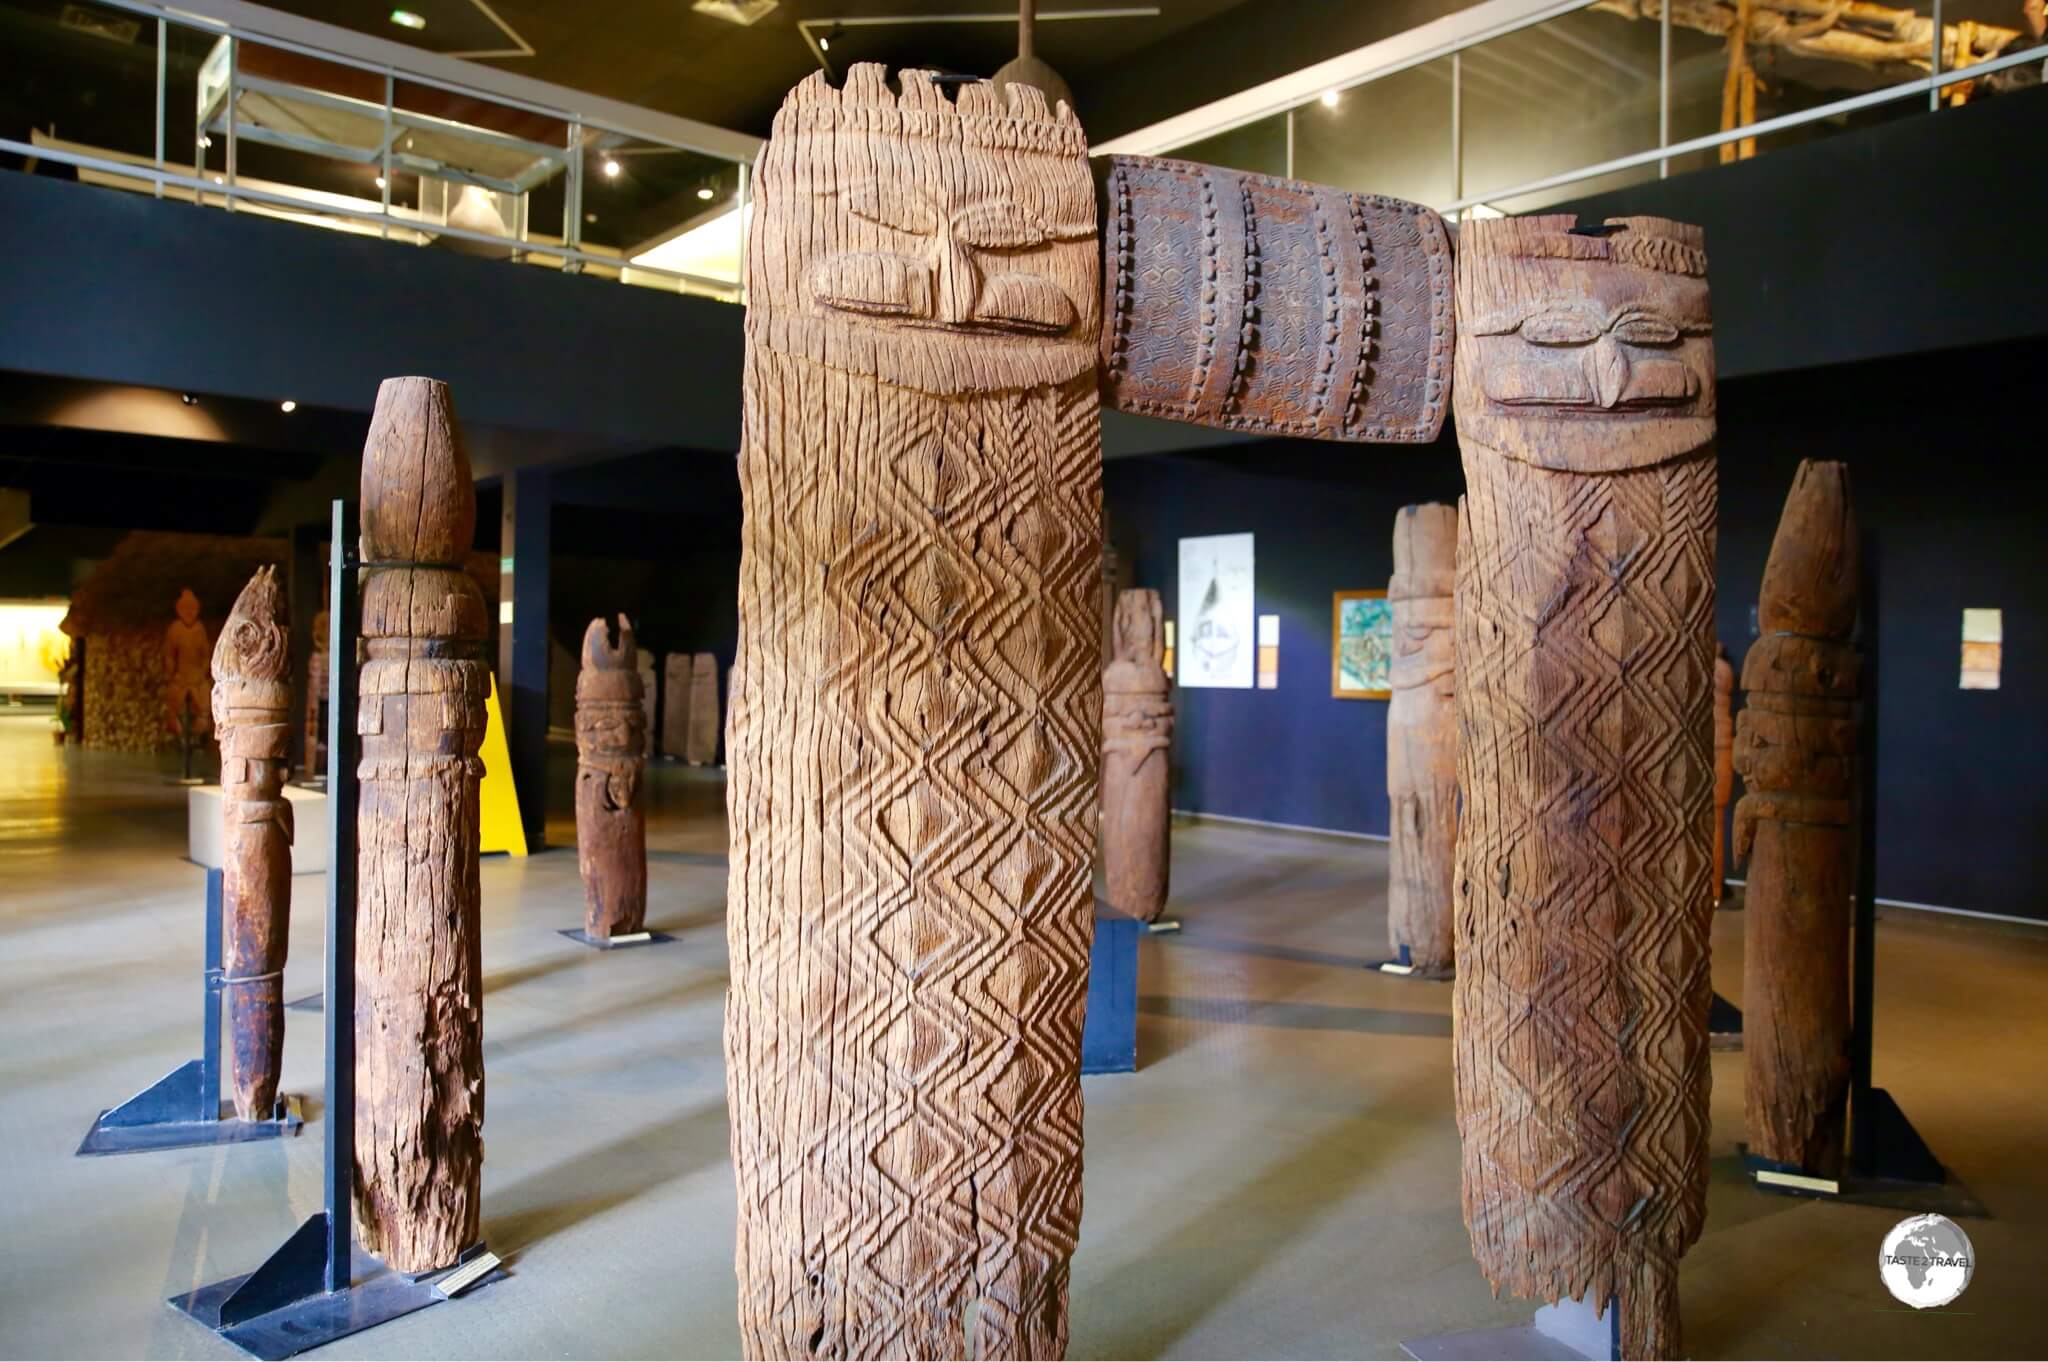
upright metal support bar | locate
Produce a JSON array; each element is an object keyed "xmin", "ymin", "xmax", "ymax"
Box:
[
  {"xmin": 155, "ymin": 17, "xmax": 167, "ymax": 198},
  {"xmin": 324, "ymin": 498, "xmax": 360, "ymax": 1295},
  {"xmin": 201, "ymin": 867, "xmax": 224, "ymax": 1118},
  {"xmin": 1658, "ymin": 0, "xmax": 1670, "ymax": 176}
]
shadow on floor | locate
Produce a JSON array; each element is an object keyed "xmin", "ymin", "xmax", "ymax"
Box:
[
  {"xmin": 486, "ymin": 1103, "xmax": 730, "ymax": 1257},
  {"xmin": 1138, "ymin": 994, "xmax": 1453, "ymax": 1039}
]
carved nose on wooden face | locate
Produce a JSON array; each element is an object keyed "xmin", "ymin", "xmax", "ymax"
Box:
[
  {"xmin": 932, "ymin": 235, "xmax": 981, "ymax": 326},
  {"xmin": 1591, "ymin": 336, "xmax": 1631, "ymax": 409}
]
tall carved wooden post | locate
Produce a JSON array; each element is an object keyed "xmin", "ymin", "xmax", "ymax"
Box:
[
  {"xmin": 576, "ymin": 614, "xmax": 648, "ymax": 939},
  {"xmin": 1735, "ymin": 459, "xmax": 1859, "ymax": 1177},
  {"xmin": 1713, "ymin": 645, "xmax": 1735, "ymax": 901},
  {"xmin": 356, "ymin": 376, "xmax": 488, "ymax": 1273},
  {"xmin": 1386, "ymin": 502, "xmax": 1458, "ymax": 976},
  {"xmin": 1452, "ymin": 216, "xmax": 1717, "ymax": 1361},
  {"xmin": 685, "ymin": 652, "xmax": 720, "ymax": 766},
  {"xmin": 726, "ymin": 66, "xmax": 1100, "ymax": 1360},
  {"xmin": 165, "ymin": 587, "xmax": 213, "ymax": 738},
  {"xmin": 636, "ymin": 647, "xmax": 657, "ymax": 757},
  {"xmin": 662, "ymin": 654, "xmax": 690, "ymax": 759},
  {"xmin": 211, "ymin": 566, "xmax": 294, "ymax": 1120},
  {"xmin": 1102, "ymin": 588, "xmax": 1173, "ymax": 922}
]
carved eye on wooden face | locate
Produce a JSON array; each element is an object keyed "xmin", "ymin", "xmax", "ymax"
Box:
[{"xmin": 1471, "ymin": 305, "xmax": 1703, "ymax": 412}]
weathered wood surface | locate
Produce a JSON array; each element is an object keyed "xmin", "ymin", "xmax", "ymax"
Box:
[
  {"xmin": 636, "ymin": 647, "xmax": 657, "ymax": 757},
  {"xmin": 1452, "ymin": 215, "xmax": 1717, "ymax": 1362},
  {"xmin": 1713, "ymin": 647, "xmax": 1735, "ymax": 900},
  {"xmin": 727, "ymin": 65, "xmax": 1101, "ymax": 1360},
  {"xmin": 211, "ymin": 566, "xmax": 294, "ymax": 1121},
  {"xmin": 1097, "ymin": 155, "xmax": 1453, "ymax": 443},
  {"xmin": 305, "ymin": 607, "xmax": 330, "ymax": 778},
  {"xmin": 164, "ymin": 587, "xmax": 213, "ymax": 736},
  {"xmin": 576, "ymin": 615, "xmax": 648, "ymax": 938},
  {"xmin": 1386, "ymin": 502, "xmax": 1458, "ymax": 976},
  {"xmin": 1102, "ymin": 588, "xmax": 1172, "ymax": 922},
  {"xmin": 1735, "ymin": 459, "xmax": 1859, "ymax": 1177},
  {"xmin": 355, "ymin": 376, "xmax": 488, "ymax": 1273},
  {"xmin": 662, "ymin": 653, "xmax": 691, "ymax": 759},
  {"xmin": 685, "ymin": 652, "xmax": 720, "ymax": 766}
]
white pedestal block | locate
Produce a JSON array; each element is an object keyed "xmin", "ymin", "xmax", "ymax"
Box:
[{"xmin": 186, "ymin": 784, "xmax": 329, "ymax": 875}]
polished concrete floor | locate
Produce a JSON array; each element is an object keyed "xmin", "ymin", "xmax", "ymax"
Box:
[{"xmin": 2, "ymin": 711, "xmax": 2044, "ymax": 1359}]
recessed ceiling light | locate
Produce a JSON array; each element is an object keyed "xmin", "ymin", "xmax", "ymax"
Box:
[
  {"xmin": 199, "ymin": 135, "xmax": 211, "ymax": 149},
  {"xmin": 280, "ymin": 399, "xmax": 297, "ymax": 413},
  {"xmin": 819, "ymin": 35, "xmax": 829, "ymax": 50},
  {"xmin": 212, "ymin": 175, "xmax": 224, "ymax": 184},
  {"xmin": 389, "ymin": 9, "xmax": 426, "ymax": 30},
  {"xmin": 603, "ymin": 158, "xmax": 621, "ymax": 178},
  {"xmin": 585, "ymin": 212, "xmax": 598, "ymax": 223},
  {"xmin": 1320, "ymin": 88, "xmax": 1341, "ymax": 109},
  {"xmin": 697, "ymin": 186, "xmax": 715, "ymax": 200},
  {"xmin": 374, "ymin": 175, "xmax": 387, "ymax": 189},
  {"xmin": 180, "ymin": 394, "xmax": 198, "ymax": 405}
]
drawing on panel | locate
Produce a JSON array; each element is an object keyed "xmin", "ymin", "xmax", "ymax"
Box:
[
  {"xmin": 1177, "ymin": 533, "xmax": 1254, "ymax": 689},
  {"xmin": 1333, "ymin": 590, "xmax": 1393, "ymax": 700}
]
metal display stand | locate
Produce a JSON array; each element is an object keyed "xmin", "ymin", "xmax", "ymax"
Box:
[
  {"xmin": 76, "ymin": 867, "xmax": 303, "ymax": 1156},
  {"xmin": 1403, "ymin": 1293, "xmax": 1621, "ymax": 1361},
  {"xmin": 168, "ymin": 501, "xmax": 499, "ymax": 1360},
  {"xmin": 557, "ymin": 928, "xmax": 675, "ymax": 951}
]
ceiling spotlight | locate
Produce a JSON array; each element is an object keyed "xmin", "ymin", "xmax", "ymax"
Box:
[
  {"xmin": 1320, "ymin": 88, "xmax": 1341, "ymax": 109},
  {"xmin": 374, "ymin": 175, "xmax": 387, "ymax": 189},
  {"xmin": 180, "ymin": 393, "xmax": 198, "ymax": 406},
  {"xmin": 280, "ymin": 399, "xmax": 297, "ymax": 413},
  {"xmin": 212, "ymin": 174, "xmax": 224, "ymax": 185},
  {"xmin": 199, "ymin": 135, "xmax": 212, "ymax": 149},
  {"xmin": 819, "ymin": 34, "xmax": 829, "ymax": 50},
  {"xmin": 696, "ymin": 185, "xmax": 715, "ymax": 200},
  {"xmin": 603, "ymin": 158, "xmax": 621, "ymax": 179},
  {"xmin": 389, "ymin": 9, "xmax": 426, "ymax": 30},
  {"xmin": 585, "ymin": 212, "xmax": 598, "ymax": 223}
]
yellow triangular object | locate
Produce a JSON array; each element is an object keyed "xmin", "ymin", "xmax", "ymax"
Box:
[{"xmin": 479, "ymin": 671, "xmax": 528, "ymax": 856}]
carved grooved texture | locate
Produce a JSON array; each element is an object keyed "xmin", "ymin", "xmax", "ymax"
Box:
[
  {"xmin": 212, "ymin": 565, "xmax": 294, "ymax": 1120},
  {"xmin": 726, "ymin": 65, "xmax": 1101, "ymax": 1361},
  {"xmin": 1386, "ymin": 503, "xmax": 1458, "ymax": 976},
  {"xmin": 576, "ymin": 615, "xmax": 649, "ymax": 938},
  {"xmin": 1102, "ymin": 588, "xmax": 1172, "ymax": 923},
  {"xmin": 1451, "ymin": 216, "xmax": 1717, "ymax": 1362},
  {"xmin": 686, "ymin": 652, "xmax": 721, "ymax": 765},
  {"xmin": 1735, "ymin": 459, "xmax": 1859, "ymax": 1176},
  {"xmin": 355, "ymin": 376, "xmax": 488, "ymax": 1273}
]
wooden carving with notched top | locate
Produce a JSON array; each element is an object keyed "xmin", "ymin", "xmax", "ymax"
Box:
[
  {"xmin": 1451, "ymin": 216, "xmax": 1717, "ymax": 1361},
  {"xmin": 726, "ymin": 65, "xmax": 1101, "ymax": 1360},
  {"xmin": 1386, "ymin": 503, "xmax": 1458, "ymax": 977},
  {"xmin": 1102, "ymin": 588, "xmax": 1172, "ymax": 923},
  {"xmin": 211, "ymin": 566, "xmax": 294, "ymax": 1121},
  {"xmin": 576, "ymin": 615, "xmax": 648, "ymax": 939}
]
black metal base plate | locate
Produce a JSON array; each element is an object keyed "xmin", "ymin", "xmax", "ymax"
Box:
[
  {"xmin": 1403, "ymin": 1295, "xmax": 1618, "ymax": 1361},
  {"xmin": 1743, "ymin": 1151, "xmax": 1988, "ymax": 1218},
  {"xmin": 78, "ymin": 1105, "xmax": 302, "ymax": 1156},
  {"xmin": 284, "ymin": 993, "xmax": 323, "ymax": 1012},
  {"xmin": 169, "ymin": 1254, "xmax": 443, "ymax": 1362},
  {"xmin": 557, "ymin": 928, "xmax": 675, "ymax": 951}
]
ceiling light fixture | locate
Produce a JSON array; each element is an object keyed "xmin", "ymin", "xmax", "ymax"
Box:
[
  {"xmin": 180, "ymin": 394, "xmax": 198, "ymax": 406},
  {"xmin": 603, "ymin": 158, "xmax": 621, "ymax": 179},
  {"xmin": 280, "ymin": 399, "xmax": 298, "ymax": 413},
  {"xmin": 374, "ymin": 175, "xmax": 387, "ymax": 189},
  {"xmin": 1320, "ymin": 88, "xmax": 1341, "ymax": 109},
  {"xmin": 697, "ymin": 186, "xmax": 715, "ymax": 200},
  {"xmin": 389, "ymin": 9, "xmax": 426, "ymax": 30},
  {"xmin": 819, "ymin": 34, "xmax": 829, "ymax": 50}
]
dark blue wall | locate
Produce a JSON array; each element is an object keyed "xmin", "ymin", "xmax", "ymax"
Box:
[{"xmin": 1108, "ymin": 338, "xmax": 2048, "ymax": 920}]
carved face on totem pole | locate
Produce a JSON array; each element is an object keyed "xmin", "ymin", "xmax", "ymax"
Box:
[
  {"xmin": 1455, "ymin": 215, "xmax": 1714, "ymax": 472},
  {"xmin": 745, "ymin": 64, "xmax": 1097, "ymax": 396},
  {"xmin": 174, "ymin": 588, "xmax": 202, "ymax": 627},
  {"xmin": 1112, "ymin": 587, "xmax": 1162, "ymax": 668}
]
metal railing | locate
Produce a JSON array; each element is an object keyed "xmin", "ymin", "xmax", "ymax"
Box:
[{"xmin": 0, "ymin": 0, "xmax": 759, "ymax": 300}]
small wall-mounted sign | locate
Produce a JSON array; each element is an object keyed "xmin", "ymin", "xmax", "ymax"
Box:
[{"xmin": 1961, "ymin": 608, "xmax": 2002, "ymax": 690}]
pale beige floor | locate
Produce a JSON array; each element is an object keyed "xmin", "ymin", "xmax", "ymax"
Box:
[{"xmin": 1, "ymin": 712, "xmax": 2044, "ymax": 1359}]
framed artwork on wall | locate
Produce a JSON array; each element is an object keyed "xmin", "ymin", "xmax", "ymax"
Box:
[
  {"xmin": 1332, "ymin": 590, "xmax": 1392, "ymax": 700},
  {"xmin": 1177, "ymin": 532, "xmax": 1255, "ymax": 689}
]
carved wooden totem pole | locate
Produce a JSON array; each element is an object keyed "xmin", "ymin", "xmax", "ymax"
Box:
[
  {"xmin": 211, "ymin": 566, "xmax": 294, "ymax": 1120},
  {"xmin": 1102, "ymin": 588, "xmax": 1173, "ymax": 922},
  {"xmin": 1713, "ymin": 645, "xmax": 1735, "ymax": 901},
  {"xmin": 685, "ymin": 652, "xmax": 719, "ymax": 766},
  {"xmin": 575, "ymin": 615, "xmax": 648, "ymax": 939},
  {"xmin": 726, "ymin": 66, "xmax": 1101, "ymax": 1360},
  {"xmin": 636, "ymin": 647, "xmax": 657, "ymax": 757},
  {"xmin": 1386, "ymin": 502, "xmax": 1458, "ymax": 977},
  {"xmin": 1451, "ymin": 217, "xmax": 1718, "ymax": 1360},
  {"xmin": 662, "ymin": 653, "xmax": 690, "ymax": 759},
  {"xmin": 356, "ymin": 376, "xmax": 488, "ymax": 1273},
  {"xmin": 164, "ymin": 587, "xmax": 213, "ymax": 737},
  {"xmin": 305, "ymin": 607, "xmax": 330, "ymax": 778},
  {"xmin": 1735, "ymin": 459, "xmax": 1859, "ymax": 1177}
]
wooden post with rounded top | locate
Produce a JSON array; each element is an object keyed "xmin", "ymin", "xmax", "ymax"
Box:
[
  {"xmin": 1102, "ymin": 588, "xmax": 1172, "ymax": 923},
  {"xmin": 1386, "ymin": 502, "xmax": 1458, "ymax": 976},
  {"xmin": 576, "ymin": 614, "xmax": 648, "ymax": 938}
]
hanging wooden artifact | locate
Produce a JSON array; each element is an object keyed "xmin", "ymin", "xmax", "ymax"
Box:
[
  {"xmin": 1385, "ymin": 502, "xmax": 1458, "ymax": 977},
  {"xmin": 685, "ymin": 652, "xmax": 720, "ymax": 766},
  {"xmin": 164, "ymin": 586, "xmax": 214, "ymax": 737},
  {"xmin": 727, "ymin": 65, "xmax": 1100, "ymax": 1360},
  {"xmin": 1735, "ymin": 459, "xmax": 1859, "ymax": 1178},
  {"xmin": 1451, "ymin": 216, "xmax": 1717, "ymax": 1361},
  {"xmin": 211, "ymin": 566, "xmax": 294, "ymax": 1121},
  {"xmin": 1713, "ymin": 644, "xmax": 1735, "ymax": 901},
  {"xmin": 355, "ymin": 376, "xmax": 488, "ymax": 1273},
  {"xmin": 1102, "ymin": 588, "xmax": 1173, "ymax": 923},
  {"xmin": 662, "ymin": 653, "xmax": 691, "ymax": 759},
  {"xmin": 1096, "ymin": 154, "xmax": 1452, "ymax": 444},
  {"xmin": 575, "ymin": 614, "xmax": 648, "ymax": 939}
]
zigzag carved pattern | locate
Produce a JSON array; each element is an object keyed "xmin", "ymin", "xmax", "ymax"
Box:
[
  {"xmin": 726, "ymin": 347, "xmax": 1101, "ymax": 1360},
  {"xmin": 1452, "ymin": 444, "xmax": 1716, "ymax": 1361}
]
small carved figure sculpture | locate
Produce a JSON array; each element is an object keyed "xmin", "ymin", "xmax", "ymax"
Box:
[
  {"xmin": 685, "ymin": 652, "xmax": 720, "ymax": 766},
  {"xmin": 1102, "ymin": 589, "xmax": 1173, "ymax": 922},
  {"xmin": 576, "ymin": 615, "xmax": 648, "ymax": 938},
  {"xmin": 164, "ymin": 587, "xmax": 213, "ymax": 738},
  {"xmin": 1385, "ymin": 503, "xmax": 1458, "ymax": 976},
  {"xmin": 355, "ymin": 376, "xmax": 488, "ymax": 1273},
  {"xmin": 1735, "ymin": 459, "xmax": 1860, "ymax": 1178},
  {"xmin": 1452, "ymin": 216, "xmax": 1718, "ymax": 1361},
  {"xmin": 211, "ymin": 567, "xmax": 294, "ymax": 1121}
]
